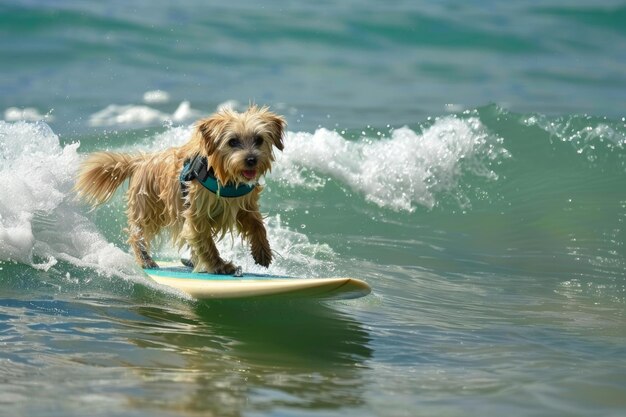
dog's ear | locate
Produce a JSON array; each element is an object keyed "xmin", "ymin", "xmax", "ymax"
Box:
[
  {"xmin": 197, "ymin": 115, "xmax": 225, "ymax": 156},
  {"xmin": 267, "ymin": 114, "xmax": 287, "ymax": 151}
]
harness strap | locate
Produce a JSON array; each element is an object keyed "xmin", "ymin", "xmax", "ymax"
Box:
[{"xmin": 180, "ymin": 155, "xmax": 256, "ymax": 200}]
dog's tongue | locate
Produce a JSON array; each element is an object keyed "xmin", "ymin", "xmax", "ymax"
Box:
[{"xmin": 242, "ymin": 170, "xmax": 257, "ymax": 180}]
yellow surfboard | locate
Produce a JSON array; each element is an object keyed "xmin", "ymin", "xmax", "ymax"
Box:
[{"xmin": 145, "ymin": 262, "xmax": 371, "ymax": 300}]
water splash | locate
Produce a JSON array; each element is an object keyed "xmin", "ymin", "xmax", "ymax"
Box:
[{"xmin": 0, "ymin": 121, "xmax": 150, "ymax": 287}]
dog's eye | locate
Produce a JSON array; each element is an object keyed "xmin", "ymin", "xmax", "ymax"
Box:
[
  {"xmin": 228, "ymin": 138, "xmax": 242, "ymax": 148},
  {"xmin": 254, "ymin": 135, "xmax": 264, "ymax": 147}
]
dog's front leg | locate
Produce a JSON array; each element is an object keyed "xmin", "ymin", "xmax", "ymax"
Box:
[
  {"xmin": 237, "ymin": 210, "xmax": 272, "ymax": 267},
  {"xmin": 183, "ymin": 216, "xmax": 236, "ymax": 275}
]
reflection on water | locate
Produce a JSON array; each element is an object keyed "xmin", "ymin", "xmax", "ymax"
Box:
[
  {"xmin": 127, "ymin": 300, "xmax": 373, "ymax": 416},
  {"xmin": 0, "ymin": 262, "xmax": 372, "ymax": 417}
]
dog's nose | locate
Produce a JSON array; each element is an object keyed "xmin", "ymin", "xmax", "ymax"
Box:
[{"xmin": 245, "ymin": 156, "xmax": 257, "ymax": 167}]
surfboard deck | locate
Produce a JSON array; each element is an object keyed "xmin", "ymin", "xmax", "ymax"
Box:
[{"xmin": 144, "ymin": 261, "xmax": 371, "ymax": 300}]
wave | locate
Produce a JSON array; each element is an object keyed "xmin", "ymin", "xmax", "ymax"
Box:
[
  {"xmin": 274, "ymin": 114, "xmax": 510, "ymax": 211},
  {"xmin": 2, "ymin": 107, "xmax": 623, "ymax": 292}
]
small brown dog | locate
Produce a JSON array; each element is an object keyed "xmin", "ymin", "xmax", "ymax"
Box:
[{"xmin": 75, "ymin": 105, "xmax": 286, "ymax": 274}]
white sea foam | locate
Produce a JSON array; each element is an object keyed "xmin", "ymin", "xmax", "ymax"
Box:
[
  {"xmin": 142, "ymin": 90, "xmax": 170, "ymax": 104},
  {"xmin": 88, "ymin": 104, "xmax": 169, "ymax": 127},
  {"xmin": 144, "ymin": 125, "xmax": 193, "ymax": 150},
  {"xmin": 272, "ymin": 116, "xmax": 507, "ymax": 211},
  {"xmin": 4, "ymin": 107, "xmax": 55, "ymax": 122},
  {"xmin": 172, "ymin": 100, "xmax": 202, "ymax": 122},
  {"xmin": 88, "ymin": 101, "xmax": 201, "ymax": 127}
]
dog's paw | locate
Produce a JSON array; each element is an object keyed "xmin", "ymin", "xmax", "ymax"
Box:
[
  {"xmin": 252, "ymin": 245, "xmax": 272, "ymax": 268},
  {"xmin": 142, "ymin": 258, "xmax": 159, "ymax": 269},
  {"xmin": 213, "ymin": 261, "xmax": 237, "ymax": 275}
]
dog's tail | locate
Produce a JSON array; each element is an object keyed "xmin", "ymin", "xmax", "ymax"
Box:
[{"xmin": 74, "ymin": 152, "xmax": 139, "ymax": 206}]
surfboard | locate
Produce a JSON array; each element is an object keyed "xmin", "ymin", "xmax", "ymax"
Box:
[{"xmin": 144, "ymin": 261, "xmax": 371, "ymax": 300}]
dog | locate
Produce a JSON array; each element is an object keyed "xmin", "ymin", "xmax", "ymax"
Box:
[{"xmin": 75, "ymin": 105, "xmax": 286, "ymax": 274}]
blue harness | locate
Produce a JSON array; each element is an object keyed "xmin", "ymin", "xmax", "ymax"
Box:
[{"xmin": 180, "ymin": 155, "xmax": 255, "ymax": 199}]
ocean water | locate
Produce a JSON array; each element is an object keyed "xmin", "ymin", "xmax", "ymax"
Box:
[{"xmin": 1, "ymin": 1, "xmax": 625, "ymax": 416}]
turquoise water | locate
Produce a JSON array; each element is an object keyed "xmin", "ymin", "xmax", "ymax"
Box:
[{"xmin": 1, "ymin": 1, "xmax": 625, "ymax": 416}]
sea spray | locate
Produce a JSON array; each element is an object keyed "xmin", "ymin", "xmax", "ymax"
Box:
[
  {"xmin": 0, "ymin": 121, "xmax": 147, "ymax": 286},
  {"xmin": 0, "ymin": 121, "xmax": 76, "ymax": 265}
]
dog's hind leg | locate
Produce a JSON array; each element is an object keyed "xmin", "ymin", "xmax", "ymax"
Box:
[{"xmin": 128, "ymin": 223, "xmax": 159, "ymax": 269}]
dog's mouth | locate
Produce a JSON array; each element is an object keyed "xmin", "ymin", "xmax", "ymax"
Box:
[{"xmin": 242, "ymin": 169, "xmax": 257, "ymax": 180}]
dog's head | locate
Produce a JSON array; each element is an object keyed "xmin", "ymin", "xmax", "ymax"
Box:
[{"xmin": 196, "ymin": 105, "xmax": 286, "ymax": 184}]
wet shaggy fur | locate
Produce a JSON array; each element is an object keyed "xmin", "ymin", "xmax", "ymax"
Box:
[{"xmin": 74, "ymin": 106, "xmax": 286, "ymax": 274}]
